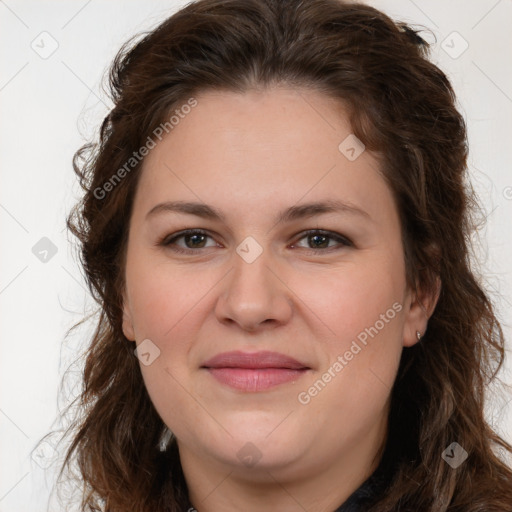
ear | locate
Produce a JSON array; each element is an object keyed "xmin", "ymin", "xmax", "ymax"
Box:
[
  {"xmin": 402, "ymin": 275, "xmax": 441, "ymax": 347},
  {"xmin": 122, "ymin": 292, "xmax": 136, "ymax": 341}
]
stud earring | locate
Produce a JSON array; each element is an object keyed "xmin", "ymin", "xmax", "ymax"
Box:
[{"xmin": 416, "ymin": 330, "xmax": 422, "ymax": 341}]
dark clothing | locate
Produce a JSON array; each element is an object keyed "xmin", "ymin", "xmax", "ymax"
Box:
[{"xmin": 333, "ymin": 463, "xmax": 387, "ymax": 511}]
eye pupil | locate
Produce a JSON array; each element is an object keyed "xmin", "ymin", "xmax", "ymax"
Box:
[
  {"xmin": 310, "ymin": 234, "xmax": 329, "ymax": 248},
  {"xmin": 186, "ymin": 234, "xmax": 206, "ymax": 248}
]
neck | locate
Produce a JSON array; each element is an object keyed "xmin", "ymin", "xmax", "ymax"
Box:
[{"xmin": 179, "ymin": 413, "xmax": 388, "ymax": 512}]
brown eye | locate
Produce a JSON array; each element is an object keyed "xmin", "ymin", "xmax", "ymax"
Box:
[
  {"xmin": 291, "ymin": 230, "xmax": 352, "ymax": 253},
  {"xmin": 161, "ymin": 229, "xmax": 217, "ymax": 253}
]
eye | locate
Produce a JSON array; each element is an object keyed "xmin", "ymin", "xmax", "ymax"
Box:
[
  {"xmin": 160, "ymin": 229, "xmax": 219, "ymax": 253},
  {"xmin": 291, "ymin": 229, "xmax": 352, "ymax": 253}
]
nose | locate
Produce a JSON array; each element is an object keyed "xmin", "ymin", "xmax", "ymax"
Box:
[{"xmin": 214, "ymin": 246, "xmax": 293, "ymax": 332}]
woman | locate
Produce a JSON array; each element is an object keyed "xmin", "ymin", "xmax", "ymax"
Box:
[{"xmin": 58, "ymin": 0, "xmax": 512, "ymax": 510}]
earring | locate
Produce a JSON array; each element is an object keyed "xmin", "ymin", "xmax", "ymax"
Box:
[
  {"xmin": 416, "ymin": 330, "xmax": 422, "ymax": 341},
  {"xmin": 158, "ymin": 427, "xmax": 173, "ymax": 452}
]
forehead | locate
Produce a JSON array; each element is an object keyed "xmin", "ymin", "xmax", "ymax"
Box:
[
  {"xmin": 149, "ymin": 87, "xmax": 352, "ymax": 161},
  {"xmin": 133, "ymin": 87, "xmax": 395, "ymax": 227}
]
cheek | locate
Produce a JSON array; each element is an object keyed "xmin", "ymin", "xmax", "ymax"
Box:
[
  {"xmin": 294, "ymin": 256, "xmax": 405, "ymax": 414},
  {"xmin": 300, "ymin": 255, "xmax": 405, "ymax": 346},
  {"xmin": 127, "ymin": 268, "xmax": 208, "ymax": 439},
  {"xmin": 126, "ymin": 254, "xmax": 208, "ymax": 340},
  {"xmin": 125, "ymin": 257, "xmax": 218, "ymax": 431}
]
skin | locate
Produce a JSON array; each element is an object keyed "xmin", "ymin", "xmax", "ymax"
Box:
[{"xmin": 122, "ymin": 86, "xmax": 438, "ymax": 512}]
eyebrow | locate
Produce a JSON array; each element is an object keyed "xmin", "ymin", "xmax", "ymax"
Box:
[{"xmin": 146, "ymin": 199, "xmax": 371, "ymax": 225}]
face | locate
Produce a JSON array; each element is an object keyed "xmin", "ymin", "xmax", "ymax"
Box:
[{"xmin": 122, "ymin": 87, "xmax": 428, "ymax": 481}]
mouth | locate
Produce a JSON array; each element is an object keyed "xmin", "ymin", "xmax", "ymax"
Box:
[{"xmin": 201, "ymin": 350, "xmax": 311, "ymax": 392}]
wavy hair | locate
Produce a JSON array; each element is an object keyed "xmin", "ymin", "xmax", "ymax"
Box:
[{"xmin": 54, "ymin": 0, "xmax": 512, "ymax": 510}]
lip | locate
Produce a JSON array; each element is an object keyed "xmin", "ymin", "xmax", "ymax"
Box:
[
  {"xmin": 202, "ymin": 350, "xmax": 308, "ymax": 370},
  {"xmin": 201, "ymin": 350, "xmax": 310, "ymax": 392}
]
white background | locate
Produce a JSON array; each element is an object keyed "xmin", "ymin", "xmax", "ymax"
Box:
[{"xmin": 1, "ymin": 1, "xmax": 511, "ymax": 510}]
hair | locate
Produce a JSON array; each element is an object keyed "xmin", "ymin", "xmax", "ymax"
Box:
[{"xmin": 53, "ymin": 0, "xmax": 512, "ymax": 510}]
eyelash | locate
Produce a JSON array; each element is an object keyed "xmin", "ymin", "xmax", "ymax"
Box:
[{"xmin": 159, "ymin": 229, "xmax": 353, "ymax": 255}]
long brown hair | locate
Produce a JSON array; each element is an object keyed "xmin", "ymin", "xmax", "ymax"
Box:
[{"xmin": 54, "ymin": 0, "xmax": 512, "ymax": 510}]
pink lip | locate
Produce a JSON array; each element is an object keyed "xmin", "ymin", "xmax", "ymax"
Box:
[{"xmin": 201, "ymin": 350, "xmax": 310, "ymax": 392}]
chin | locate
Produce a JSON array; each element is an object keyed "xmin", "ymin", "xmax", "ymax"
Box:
[
  {"xmin": 213, "ymin": 442, "xmax": 303, "ymax": 478},
  {"xmin": 213, "ymin": 422, "xmax": 309, "ymax": 470}
]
